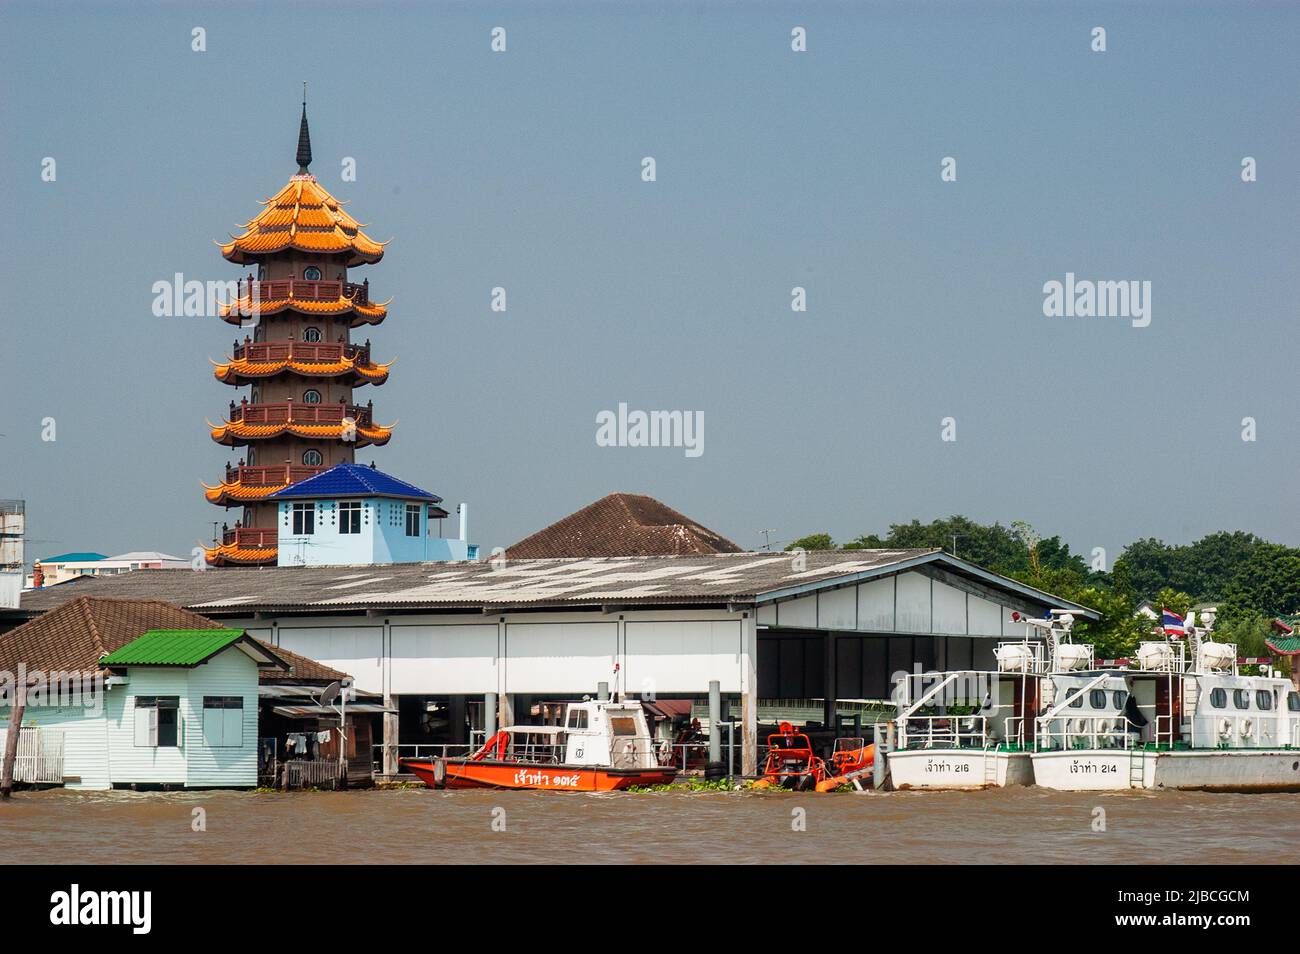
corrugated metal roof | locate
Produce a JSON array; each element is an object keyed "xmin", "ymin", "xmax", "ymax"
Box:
[
  {"xmin": 9, "ymin": 550, "xmax": 1099, "ymax": 620},
  {"xmin": 270, "ymin": 463, "xmax": 441, "ymax": 502},
  {"xmin": 100, "ymin": 628, "xmax": 246, "ymax": 666}
]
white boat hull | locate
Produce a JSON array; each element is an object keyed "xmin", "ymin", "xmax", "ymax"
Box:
[
  {"xmin": 1149, "ymin": 750, "xmax": 1300, "ymax": 791},
  {"xmin": 887, "ymin": 749, "xmax": 1033, "ymax": 790},
  {"xmin": 1033, "ymin": 748, "xmax": 1300, "ymax": 791},
  {"xmin": 1030, "ymin": 750, "xmax": 1136, "ymax": 790}
]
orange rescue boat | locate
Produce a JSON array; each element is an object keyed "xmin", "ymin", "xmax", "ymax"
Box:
[{"xmin": 403, "ymin": 699, "xmax": 678, "ymax": 792}]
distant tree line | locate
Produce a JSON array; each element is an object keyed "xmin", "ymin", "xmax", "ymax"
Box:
[{"xmin": 784, "ymin": 518, "xmax": 1300, "ymax": 662}]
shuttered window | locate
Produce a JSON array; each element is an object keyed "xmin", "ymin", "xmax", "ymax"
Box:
[
  {"xmin": 134, "ymin": 696, "xmax": 180, "ymax": 747},
  {"xmin": 202, "ymin": 696, "xmax": 245, "ymax": 747}
]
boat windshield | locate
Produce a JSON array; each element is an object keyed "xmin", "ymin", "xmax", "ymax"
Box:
[{"xmin": 609, "ymin": 716, "xmax": 638, "ymax": 736}]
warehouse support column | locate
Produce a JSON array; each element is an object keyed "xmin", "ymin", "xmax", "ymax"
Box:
[
  {"xmin": 382, "ymin": 618, "xmax": 398, "ymax": 777},
  {"xmin": 485, "ymin": 691, "xmax": 497, "ymax": 739},
  {"xmin": 383, "ymin": 700, "xmax": 399, "ymax": 777},
  {"xmin": 823, "ymin": 630, "xmax": 837, "ymax": 733},
  {"xmin": 740, "ymin": 613, "xmax": 758, "ymax": 776}
]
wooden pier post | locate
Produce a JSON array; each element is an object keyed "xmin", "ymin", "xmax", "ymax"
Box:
[{"xmin": 1, "ymin": 688, "xmax": 26, "ymax": 799}]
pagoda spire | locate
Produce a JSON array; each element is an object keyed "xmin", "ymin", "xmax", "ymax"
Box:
[{"xmin": 296, "ymin": 84, "xmax": 312, "ymax": 173}]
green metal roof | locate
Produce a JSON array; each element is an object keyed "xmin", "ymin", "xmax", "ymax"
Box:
[{"xmin": 100, "ymin": 629, "xmax": 247, "ymax": 667}]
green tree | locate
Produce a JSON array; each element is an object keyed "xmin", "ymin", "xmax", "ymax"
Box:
[
  {"xmin": 785, "ymin": 533, "xmax": 834, "ymax": 551},
  {"xmin": 1151, "ymin": 587, "xmax": 1193, "ymax": 620},
  {"xmin": 1218, "ymin": 543, "xmax": 1300, "ymax": 622}
]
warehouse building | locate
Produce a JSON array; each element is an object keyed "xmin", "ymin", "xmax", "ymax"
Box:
[{"xmin": 5, "ymin": 549, "xmax": 1095, "ymax": 775}]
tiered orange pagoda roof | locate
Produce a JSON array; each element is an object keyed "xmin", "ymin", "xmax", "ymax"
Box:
[
  {"xmin": 212, "ymin": 350, "xmax": 391, "ymax": 387},
  {"xmin": 218, "ymin": 284, "xmax": 388, "ymax": 327},
  {"xmin": 203, "ymin": 540, "xmax": 279, "ymax": 567},
  {"xmin": 219, "ymin": 176, "xmax": 388, "ymax": 266},
  {"xmin": 204, "ymin": 478, "xmax": 283, "ymax": 506},
  {"xmin": 209, "ymin": 416, "xmax": 393, "ymax": 448}
]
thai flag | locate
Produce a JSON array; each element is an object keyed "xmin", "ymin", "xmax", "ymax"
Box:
[{"xmin": 1161, "ymin": 609, "xmax": 1186, "ymax": 635}]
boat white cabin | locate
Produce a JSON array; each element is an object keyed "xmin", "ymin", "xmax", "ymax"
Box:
[{"xmin": 1032, "ymin": 608, "xmax": 1300, "ymax": 792}]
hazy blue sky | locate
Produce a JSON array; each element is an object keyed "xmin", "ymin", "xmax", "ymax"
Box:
[{"xmin": 2, "ymin": 0, "xmax": 1297, "ymax": 567}]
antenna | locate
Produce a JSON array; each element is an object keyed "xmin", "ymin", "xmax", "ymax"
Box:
[{"xmin": 757, "ymin": 529, "xmax": 776, "ymax": 551}]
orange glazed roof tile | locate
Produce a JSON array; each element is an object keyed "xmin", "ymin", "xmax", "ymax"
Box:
[
  {"xmin": 212, "ymin": 354, "xmax": 392, "ymax": 386},
  {"xmin": 203, "ymin": 542, "xmax": 278, "ymax": 567},
  {"xmin": 202, "ymin": 477, "xmax": 289, "ymax": 506},
  {"xmin": 219, "ymin": 292, "xmax": 388, "ymax": 326},
  {"xmin": 208, "ymin": 418, "xmax": 394, "ymax": 448},
  {"xmin": 220, "ymin": 176, "xmax": 388, "ymax": 266}
]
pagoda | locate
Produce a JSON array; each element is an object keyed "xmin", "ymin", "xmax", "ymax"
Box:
[{"xmin": 203, "ymin": 101, "xmax": 395, "ymax": 566}]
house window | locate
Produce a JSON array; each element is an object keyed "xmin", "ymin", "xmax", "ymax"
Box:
[
  {"xmin": 304, "ymin": 266, "xmax": 322, "ymax": 281},
  {"xmin": 1256, "ymin": 690, "xmax": 1274, "ymax": 711},
  {"xmin": 303, "ymin": 326, "xmax": 322, "ymax": 343},
  {"xmin": 203, "ymin": 696, "xmax": 244, "ymax": 748},
  {"xmin": 567, "ymin": 709, "xmax": 588, "ymax": 729},
  {"xmin": 303, "ymin": 449, "xmax": 323, "ymax": 467},
  {"xmin": 339, "ymin": 501, "xmax": 362, "ymax": 534},
  {"xmin": 302, "ymin": 389, "xmax": 322, "ymax": 404},
  {"xmin": 1088, "ymin": 689, "xmax": 1107, "ymax": 709},
  {"xmin": 405, "ymin": 503, "xmax": 420, "ymax": 537},
  {"xmin": 292, "ymin": 502, "xmax": 315, "ymax": 535},
  {"xmin": 1232, "ymin": 689, "xmax": 1250, "ymax": 710},
  {"xmin": 134, "ymin": 696, "xmax": 180, "ymax": 748}
]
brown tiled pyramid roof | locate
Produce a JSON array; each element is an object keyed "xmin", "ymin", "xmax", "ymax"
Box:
[
  {"xmin": 505, "ymin": 493, "xmax": 742, "ymax": 559},
  {"xmin": 0, "ymin": 596, "xmax": 345, "ymax": 683}
]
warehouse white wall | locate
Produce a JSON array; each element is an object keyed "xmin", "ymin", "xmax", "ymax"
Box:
[
  {"xmin": 235, "ymin": 609, "xmax": 751, "ymax": 699},
  {"xmin": 755, "ymin": 571, "xmax": 1050, "ymax": 637}
]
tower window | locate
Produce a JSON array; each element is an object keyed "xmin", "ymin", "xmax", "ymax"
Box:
[
  {"xmin": 304, "ymin": 266, "xmax": 322, "ymax": 281},
  {"xmin": 303, "ymin": 326, "xmax": 322, "ymax": 343},
  {"xmin": 292, "ymin": 502, "xmax": 315, "ymax": 535},
  {"xmin": 405, "ymin": 503, "xmax": 420, "ymax": 537},
  {"xmin": 302, "ymin": 389, "xmax": 322, "ymax": 404},
  {"xmin": 339, "ymin": 501, "xmax": 362, "ymax": 534},
  {"xmin": 257, "ymin": 264, "xmax": 268, "ymax": 282},
  {"xmin": 302, "ymin": 449, "xmax": 323, "ymax": 467}
]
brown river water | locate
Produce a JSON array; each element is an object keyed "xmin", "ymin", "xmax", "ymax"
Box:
[{"xmin": 1, "ymin": 787, "xmax": 1295, "ymax": 864}]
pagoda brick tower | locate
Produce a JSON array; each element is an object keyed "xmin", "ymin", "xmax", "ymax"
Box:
[{"xmin": 203, "ymin": 102, "xmax": 394, "ymax": 566}]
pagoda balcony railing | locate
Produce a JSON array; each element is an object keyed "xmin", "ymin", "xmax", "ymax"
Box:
[
  {"xmin": 236, "ymin": 276, "xmax": 370, "ymax": 306},
  {"xmin": 224, "ymin": 463, "xmax": 326, "ymax": 487},
  {"xmin": 231, "ymin": 340, "xmax": 371, "ymax": 365},
  {"xmin": 227, "ymin": 400, "xmax": 375, "ymax": 426},
  {"xmin": 221, "ymin": 526, "xmax": 278, "ymax": 548}
]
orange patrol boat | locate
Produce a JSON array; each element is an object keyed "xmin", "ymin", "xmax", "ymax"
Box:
[{"xmin": 402, "ymin": 699, "xmax": 679, "ymax": 792}]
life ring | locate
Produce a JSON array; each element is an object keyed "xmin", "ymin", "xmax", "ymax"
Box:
[
  {"xmin": 1240, "ymin": 719, "xmax": 1253, "ymax": 737},
  {"xmin": 1219, "ymin": 718, "xmax": 1232, "ymax": 737},
  {"xmin": 619, "ymin": 740, "xmax": 638, "ymax": 766},
  {"xmin": 656, "ymin": 740, "xmax": 673, "ymax": 766}
]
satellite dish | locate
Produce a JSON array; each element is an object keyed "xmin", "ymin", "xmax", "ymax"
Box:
[{"xmin": 318, "ymin": 681, "xmax": 341, "ymax": 708}]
